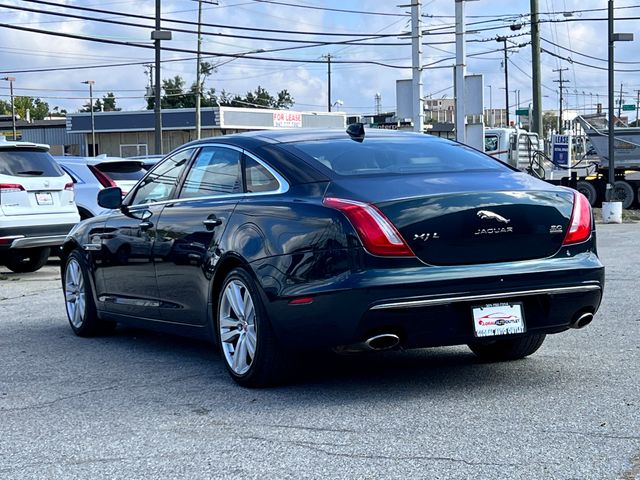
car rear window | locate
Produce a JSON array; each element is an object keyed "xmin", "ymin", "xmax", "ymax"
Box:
[
  {"xmin": 95, "ymin": 162, "xmax": 146, "ymax": 181},
  {"xmin": 0, "ymin": 148, "xmax": 64, "ymax": 177},
  {"xmin": 284, "ymin": 136, "xmax": 508, "ymax": 176}
]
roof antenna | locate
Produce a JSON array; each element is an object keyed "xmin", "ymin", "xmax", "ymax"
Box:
[{"xmin": 346, "ymin": 122, "xmax": 365, "ymax": 143}]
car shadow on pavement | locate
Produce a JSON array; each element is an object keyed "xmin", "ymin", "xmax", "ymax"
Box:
[{"xmin": 50, "ymin": 323, "xmax": 553, "ymax": 399}]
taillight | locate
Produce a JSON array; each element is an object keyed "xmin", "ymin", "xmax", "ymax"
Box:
[
  {"xmin": 563, "ymin": 191, "xmax": 592, "ymax": 245},
  {"xmin": 0, "ymin": 183, "xmax": 25, "ymax": 193},
  {"xmin": 88, "ymin": 165, "xmax": 117, "ymax": 188},
  {"xmin": 64, "ymin": 182, "xmax": 74, "ymax": 191},
  {"xmin": 323, "ymin": 197, "xmax": 414, "ymax": 257}
]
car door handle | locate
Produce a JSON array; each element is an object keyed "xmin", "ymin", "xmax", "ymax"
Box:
[
  {"xmin": 139, "ymin": 221, "xmax": 154, "ymax": 230},
  {"xmin": 203, "ymin": 217, "xmax": 222, "ymax": 230}
]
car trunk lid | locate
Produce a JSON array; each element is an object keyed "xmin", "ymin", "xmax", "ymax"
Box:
[{"xmin": 326, "ymin": 171, "xmax": 575, "ymax": 265}]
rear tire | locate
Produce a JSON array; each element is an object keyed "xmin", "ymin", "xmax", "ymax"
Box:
[
  {"xmin": 613, "ymin": 180, "xmax": 634, "ymax": 209},
  {"xmin": 63, "ymin": 249, "xmax": 116, "ymax": 337},
  {"xmin": 468, "ymin": 334, "xmax": 546, "ymax": 362},
  {"xmin": 3, "ymin": 247, "xmax": 50, "ymax": 273},
  {"xmin": 216, "ymin": 267, "xmax": 288, "ymax": 388},
  {"xmin": 576, "ymin": 180, "xmax": 597, "ymax": 207}
]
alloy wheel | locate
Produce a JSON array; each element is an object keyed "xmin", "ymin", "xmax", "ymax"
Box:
[
  {"xmin": 219, "ymin": 279, "xmax": 257, "ymax": 375},
  {"xmin": 65, "ymin": 258, "xmax": 86, "ymax": 329}
]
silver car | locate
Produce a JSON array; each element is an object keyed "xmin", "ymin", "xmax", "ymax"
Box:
[{"xmin": 54, "ymin": 155, "xmax": 148, "ymax": 219}]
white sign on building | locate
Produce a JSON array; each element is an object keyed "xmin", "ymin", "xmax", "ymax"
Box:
[{"xmin": 273, "ymin": 111, "xmax": 302, "ymax": 128}]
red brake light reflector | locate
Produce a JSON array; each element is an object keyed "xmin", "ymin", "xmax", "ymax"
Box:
[
  {"xmin": 0, "ymin": 183, "xmax": 25, "ymax": 192},
  {"xmin": 88, "ymin": 165, "xmax": 117, "ymax": 189},
  {"xmin": 563, "ymin": 191, "xmax": 592, "ymax": 245},
  {"xmin": 323, "ymin": 197, "xmax": 414, "ymax": 257},
  {"xmin": 64, "ymin": 182, "xmax": 74, "ymax": 191},
  {"xmin": 288, "ymin": 297, "xmax": 314, "ymax": 305}
]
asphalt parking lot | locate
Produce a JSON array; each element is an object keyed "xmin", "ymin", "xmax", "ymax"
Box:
[{"xmin": 0, "ymin": 223, "xmax": 638, "ymax": 480}]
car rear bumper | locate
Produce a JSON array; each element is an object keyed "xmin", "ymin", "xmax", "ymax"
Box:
[
  {"xmin": 258, "ymin": 251, "xmax": 605, "ymax": 350},
  {"xmin": 0, "ymin": 223, "xmax": 77, "ymax": 251}
]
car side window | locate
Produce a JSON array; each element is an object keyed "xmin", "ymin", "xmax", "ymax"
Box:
[
  {"xmin": 245, "ymin": 156, "xmax": 280, "ymax": 193},
  {"xmin": 130, "ymin": 149, "xmax": 193, "ymax": 205},
  {"xmin": 179, "ymin": 146, "xmax": 241, "ymax": 199}
]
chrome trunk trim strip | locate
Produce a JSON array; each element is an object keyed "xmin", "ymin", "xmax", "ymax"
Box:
[{"xmin": 369, "ymin": 285, "xmax": 602, "ymax": 310}]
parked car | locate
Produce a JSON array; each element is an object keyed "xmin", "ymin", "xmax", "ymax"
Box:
[
  {"xmin": 0, "ymin": 138, "xmax": 79, "ymax": 272},
  {"xmin": 54, "ymin": 155, "xmax": 148, "ymax": 219},
  {"xmin": 59, "ymin": 127, "xmax": 604, "ymax": 387},
  {"xmin": 126, "ymin": 154, "xmax": 164, "ymax": 171}
]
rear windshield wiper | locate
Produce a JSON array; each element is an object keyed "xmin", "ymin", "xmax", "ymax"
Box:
[{"xmin": 16, "ymin": 170, "xmax": 44, "ymax": 176}]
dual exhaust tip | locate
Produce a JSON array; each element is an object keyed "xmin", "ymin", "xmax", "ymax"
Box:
[
  {"xmin": 336, "ymin": 312, "xmax": 593, "ymax": 354},
  {"xmin": 335, "ymin": 333, "xmax": 400, "ymax": 354},
  {"xmin": 570, "ymin": 311, "xmax": 594, "ymax": 329}
]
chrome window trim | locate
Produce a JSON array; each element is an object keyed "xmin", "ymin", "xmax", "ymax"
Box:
[
  {"xmin": 369, "ymin": 284, "xmax": 602, "ymax": 310},
  {"xmin": 127, "ymin": 143, "xmax": 289, "ymax": 208}
]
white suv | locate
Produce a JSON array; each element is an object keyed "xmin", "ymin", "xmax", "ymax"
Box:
[{"xmin": 0, "ymin": 138, "xmax": 79, "ymax": 272}]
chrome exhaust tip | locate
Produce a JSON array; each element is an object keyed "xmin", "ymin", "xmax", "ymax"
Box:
[
  {"xmin": 365, "ymin": 333, "xmax": 400, "ymax": 351},
  {"xmin": 570, "ymin": 312, "xmax": 594, "ymax": 329},
  {"xmin": 334, "ymin": 333, "xmax": 401, "ymax": 354}
]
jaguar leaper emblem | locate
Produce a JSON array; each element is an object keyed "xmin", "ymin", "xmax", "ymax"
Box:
[{"xmin": 477, "ymin": 210, "xmax": 510, "ymax": 224}]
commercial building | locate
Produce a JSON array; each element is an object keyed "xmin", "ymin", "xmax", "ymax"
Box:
[
  {"xmin": 0, "ymin": 116, "xmax": 83, "ymax": 155},
  {"xmin": 66, "ymin": 107, "xmax": 346, "ymax": 157}
]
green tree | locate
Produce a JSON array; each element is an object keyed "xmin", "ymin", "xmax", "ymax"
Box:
[
  {"xmin": 147, "ymin": 77, "xmax": 295, "ymax": 110},
  {"xmin": 102, "ymin": 92, "xmax": 120, "ymax": 112},
  {"xmin": 13, "ymin": 96, "xmax": 50, "ymax": 120},
  {"xmin": 0, "ymin": 99, "xmax": 10, "ymax": 115}
]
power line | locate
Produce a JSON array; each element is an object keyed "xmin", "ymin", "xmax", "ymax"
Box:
[
  {"xmin": 251, "ymin": 0, "xmax": 408, "ymax": 17},
  {"xmin": 541, "ymin": 37, "xmax": 640, "ymax": 65},
  {"xmin": 0, "ymin": 22, "xmax": 412, "ymax": 69},
  {"xmin": 20, "ymin": 0, "xmax": 406, "ymax": 38},
  {"xmin": 0, "ymin": 3, "xmax": 407, "ymax": 47},
  {"xmin": 541, "ymin": 48, "xmax": 640, "ymax": 73}
]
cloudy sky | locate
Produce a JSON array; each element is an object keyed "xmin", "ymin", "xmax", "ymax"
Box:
[{"xmin": 1, "ymin": 0, "xmax": 639, "ymax": 117}]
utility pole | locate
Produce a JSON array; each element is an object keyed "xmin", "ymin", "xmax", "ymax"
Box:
[
  {"xmin": 454, "ymin": 0, "xmax": 466, "ymax": 143},
  {"xmin": 635, "ymin": 89, "xmax": 639, "ymax": 126},
  {"xmin": 411, "ymin": 0, "xmax": 424, "ymax": 133},
  {"xmin": 195, "ymin": 0, "xmax": 203, "ymax": 139},
  {"xmin": 151, "ymin": 0, "xmax": 171, "ymax": 155},
  {"xmin": 487, "ymin": 85, "xmax": 493, "ymax": 127},
  {"xmin": 617, "ymin": 82, "xmax": 624, "ymax": 119},
  {"xmin": 322, "ymin": 54, "xmax": 332, "ymax": 112},
  {"xmin": 82, "ymin": 80, "xmax": 96, "ymax": 156},
  {"xmin": 1, "ymin": 77, "xmax": 16, "ymax": 140},
  {"xmin": 607, "ymin": 0, "xmax": 615, "ymax": 201},
  {"xmin": 530, "ymin": 0, "xmax": 543, "ymax": 136},
  {"xmin": 553, "ymin": 67, "xmax": 569, "ymax": 133},
  {"xmin": 144, "ymin": 64, "xmax": 154, "ymax": 99},
  {"xmin": 496, "ymin": 37, "xmax": 509, "ymax": 126}
]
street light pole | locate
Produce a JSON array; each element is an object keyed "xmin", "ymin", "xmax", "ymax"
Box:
[
  {"xmin": 607, "ymin": 0, "xmax": 634, "ymax": 201},
  {"xmin": 195, "ymin": 0, "xmax": 203, "ymax": 139},
  {"xmin": 497, "ymin": 37, "xmax": 509, "ymax": 126},
  {"xmin": 82, "ymin": 80, "xmax": 96, "ymax": 156},
  {"xmin": 411, "ymin": 0, "xmax": 424, "ymax": 133},
  {"xmin": 2, "ymin": 77, "xmax": 16, "ymax": 140},
  {"xmin": 151, "ymin": 0, "xmax": 172, "ymax": 155}
]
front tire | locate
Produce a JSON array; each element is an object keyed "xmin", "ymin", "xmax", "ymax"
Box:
[
  {"xmin": 468, "ymin": 333, "xmax": 546, "ymax": 362},
  {"xmin": 216, "ymin": 268, "xmax": 287, "ymax": 388},
  {"xmin": 63, "ymin": 250, "xmax": 116, "ymax": 337},
  {"xmin": 3, "ymin": 247, "xmax": 50, "ymax": 273}
]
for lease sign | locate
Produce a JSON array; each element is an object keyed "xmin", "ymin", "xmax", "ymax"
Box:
[{"xmin": 273, "ymin": 111, "xmax": 302, "ymax": 128}]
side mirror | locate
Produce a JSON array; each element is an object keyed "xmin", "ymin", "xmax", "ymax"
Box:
[{"xmin": 97, "ymin": 187, "xmax": 123, "ymax": 209}]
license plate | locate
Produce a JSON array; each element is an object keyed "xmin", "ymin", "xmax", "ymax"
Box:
[
  {"xmin": 35, "ymin": 192, "xmax": 53, "ymax": 205},
  {"xmin": 472, "ymin": 303, "xmax": 525, "ymax": 337}
]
